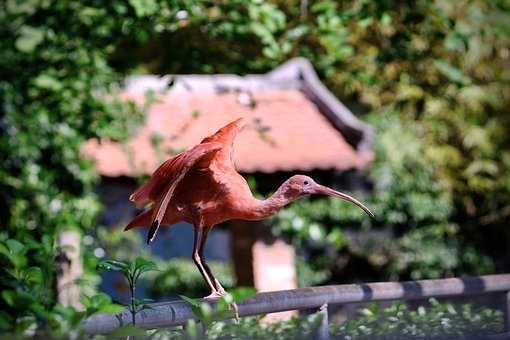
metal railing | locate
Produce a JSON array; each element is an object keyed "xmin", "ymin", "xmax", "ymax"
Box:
[{"xmin": 85, "ymin": 274, "xmax": 510, "ymax": 338}]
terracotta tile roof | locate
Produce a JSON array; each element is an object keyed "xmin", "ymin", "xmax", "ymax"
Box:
[{"xmin": 83, "ymin": 90, "xmax": 372, "ymax": 176}]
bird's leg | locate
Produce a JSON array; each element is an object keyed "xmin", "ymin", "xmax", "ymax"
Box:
[
  {"xmin": 199, "ymin": 226, "xmax": 239, "ymax": 322},
  {"xmin": 192, "ymin": 225, "xmax": 217, "ymax": 296},
  {"xmin": 199, "ymin": 226, "xmax": 226, "ymax": 296}
]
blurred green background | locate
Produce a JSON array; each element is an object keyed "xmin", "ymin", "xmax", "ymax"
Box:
[{"xmin": 1, "ymin": 0, "xmax": 509, "ymax": 335}]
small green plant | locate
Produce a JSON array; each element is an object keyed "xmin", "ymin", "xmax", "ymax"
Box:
[{"xmin": 98, "ymin": 256, "xmax": 158, "ymax": 326}]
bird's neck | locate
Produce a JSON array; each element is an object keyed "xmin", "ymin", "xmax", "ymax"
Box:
[{"xmin": 245, "ymin": 186, "xmax": 298, "ymax": 220}]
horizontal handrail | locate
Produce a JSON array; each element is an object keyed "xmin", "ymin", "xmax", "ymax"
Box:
[{"xmin": 84, "ymin": 273, "xmax": 510, "ymax": 335}]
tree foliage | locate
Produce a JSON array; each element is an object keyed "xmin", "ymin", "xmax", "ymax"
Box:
[
  {"xmin": 114, "ymin": 0, "xmax": 509, "ymax": 278},
  {"xmin": 0, "ymin": 0, "xmax": 146, "ymax": 333},
  {"xmin": 275, "ymin": 114, "xmax": 493, "ymax": 281},
  {"xmin": 1, "ymin": 0, "xmax": 509, "ymax": 334}
]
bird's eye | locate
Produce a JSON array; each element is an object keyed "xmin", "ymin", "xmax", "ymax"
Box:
[{"xmin": 304, "ymin": 181, "xmax": 309, "ymax": 185}]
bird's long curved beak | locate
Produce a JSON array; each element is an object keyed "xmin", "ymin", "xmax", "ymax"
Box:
[{"xmin": 313, "ymin": 185, "xmax": 375, "ymax": 218}]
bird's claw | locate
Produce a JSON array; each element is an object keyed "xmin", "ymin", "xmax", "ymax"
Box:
[
  {"xmin": 214, "ymin": 279, "xmax": 226, "ymax": 296},
  {"xmin": 203, "ymin": 291, "xmax": 240, "ymax": 323},
  {"xmin": 204, "ymin": 291, "xmax": 225, "ymax": 300}
]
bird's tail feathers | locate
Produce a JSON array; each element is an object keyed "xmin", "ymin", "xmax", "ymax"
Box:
[
  {"xmin": 124, "ymin": 209, "xmax": 153, "ymax": 231},
  {"xmin": 129, "ymin": 152, "xmax": 186, "ymax": 208},
  {"xmin": 129, "ymin": 187, "xmax": 151, "ymax": 209},
  {"xmin": 147, "ymin": 220, "xmax": 160, "ymax": 244}
]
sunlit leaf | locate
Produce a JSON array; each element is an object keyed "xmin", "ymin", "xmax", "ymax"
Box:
[
  {"xmin": 15, "ymin": 26, "xmax": 44, "ymax": 52},
  {"xmin": 109, "ymin": 325, "xmax": 148, "ymax": 337},
  {"xmin": 434, "ymin": 60, "xmax": 471, "ymax": 85},
  {"xmin": 97, "ymin": 260, "xmax": 129, "ymax": 272},
  {"xmin": 134, "ymin": 256, "xmax": 158, "ymax": 274}
]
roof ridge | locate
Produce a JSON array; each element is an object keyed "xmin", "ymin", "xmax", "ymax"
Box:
[{"xmin": 122, "ymin": 58, "xmax": 372, "ymax": 152}]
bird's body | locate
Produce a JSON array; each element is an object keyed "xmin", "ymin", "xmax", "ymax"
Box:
[
  {"xmin": 126, "ymin": 160, "xmax": 257, "ymax": 228},
  {"xmin": 126, "ymin": 119, "xmax": 268, "ymax": 230},
  {"xmin": 126, "ymin": 117, "xmax": 373, "ymax": 298}
]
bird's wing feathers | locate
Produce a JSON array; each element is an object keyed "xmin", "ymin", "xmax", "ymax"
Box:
[
  {"xmin": 124, "ymin": 208, "xmax": 153, "ymax": 231},
  {"xmin": 130, "ymin": 118, "xmax": 244, "ymax": 208},
  {"xmin": 200, "ymin": 117, "xmax": 244, "ymax": 167},
  {"xmin": 146, "ymin": 142, "xmax": 222, "ymax": 244},
  {"xmin": 128, "ymin": 118, "xmax": 244, "ymax": 243},
  {"xmin": 129, "ymin": 152, "xmax": 186, "ymax": 208},
  {"xmin": 200, "ymin": 117, "xmax": 244, "ymax": 145}
]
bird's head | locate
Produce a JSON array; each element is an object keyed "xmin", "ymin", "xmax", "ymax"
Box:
[{"xmin": 281, "ymin": 175, "xmax": 374, "ymax": 218}]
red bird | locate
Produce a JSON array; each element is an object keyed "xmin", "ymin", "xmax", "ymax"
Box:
[{"xmin": 125, "ymin": 118, "xmax": 373, "ymax": 298}]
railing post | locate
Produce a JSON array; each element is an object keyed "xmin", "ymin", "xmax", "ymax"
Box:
[
  {"xmin": 315, "ymin": 303, "xmax": 329, "ymax": 340},
  {"xmin": 505, "ymin": 291, "xmax": 510, "ymax": 332}
]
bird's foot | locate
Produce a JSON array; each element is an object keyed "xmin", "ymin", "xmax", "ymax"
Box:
[
  {"xmin": 203, "ymin": 290, "xmax": 240, "ymax": 322},
  {"xmin": 204, "ymin": 290, "xmax": 225, "ymax": 300},
  {"xmin": 215, "ymin": 282, "xmax": 226, "ymax": 296}
]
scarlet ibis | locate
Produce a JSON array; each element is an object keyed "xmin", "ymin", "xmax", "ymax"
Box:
[{"xmin": 125, "ymin": 118, "xmax": 373, "ymax": 298}]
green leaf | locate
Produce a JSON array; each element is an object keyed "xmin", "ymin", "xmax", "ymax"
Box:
[
  {"xmin": 97, "ymin": 260, "xmax": 129, "ymax": 272},
  {"xmin": 198, "ymin": 302, "xmax": 213, "ymax": 325},
  {"xmin": 0, "ymin": 311, "xmax": 12, "ymax": 331},
  {"xmin": 133, "ymin": 298, "xmax": 155, "ymax": 312},
  {"xmin": 87, "ymin": 293, "xmax": 111, "ymax": 307},
  {"xmin": 1, "ymin": 290, "xmax": 35, "ymax": 308},
  {"xmin": 83, "ymin": 293, "xmax": 123, "ymax": 315},
  {"xmin": 6, "ymin": 239, "xmax": 25, "ymax": 254},
  {"xmin": 24, "ymin": 267, "xmax": 43, "ymax": 284},
  {"xmin": 134, "ymin": 298, "xmax": 154, "ymax": 305},
  {"xmin": 180, "ymin": 295, "xmax": 209, "ymax": 325},
  {"xmin": 0, "ymin": 243, "xmax": 8, "ymax": 257},
  {"xmin": 109, "ymin": 325, "xmax": 148, "ymax": 337},
  {"xmin": 1, "ymin": 290, "xmax": 16, "ymax": 307},
  {"xmin": 179, "ymin": 295, "xmax": 201, "ymax": 308},
  {"xmin": 182, "ymin": 319, "xmax": 203, "ymax": 339},
  {"xmin": 434, "ymin": 60, "xmax": 471, "ymax": 85},
  {"xmin": 97, "ymin": 303, "xmax": 125, "ymax": 314},
  {"xmin": 15, "ymin": 26, "xmax": 44, "ymax": 53},
  {"xmin": 134, "ymin": 256, "xmax": 158, "ymax": 274},
  {"xmin": 128, "ymin": 0, "xmax": 158, "ymax": 17},
  {"xmin": 34, "ymin": 74, "xmax": 62, "ymax": 91},
  {"xmin": 229, "ymin": 287, "xmax": 256, "ymax": 304}
]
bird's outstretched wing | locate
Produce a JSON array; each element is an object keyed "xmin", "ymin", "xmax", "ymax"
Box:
[
  {"xmin": 145, "ymin": 142, "xmax": 222, "ymax": 244},
  {"xmin": 130, "ymin": 118, "xmax": 244, "ymax": 208},
  {"xmin": 129, "ymin": 152, "xmax": 186, "ymax": 208},
  {"xmin": 128, "ymin": 118, "xmax": 244, "ymax": 243},
  {"xmin": 200, "ymin": 117, "xmax": 244, "ymax": 168}
]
